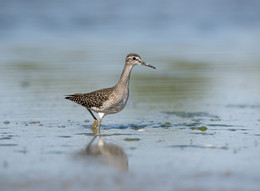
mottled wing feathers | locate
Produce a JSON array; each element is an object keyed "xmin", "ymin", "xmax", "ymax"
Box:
[{"xmin": 65, "ymin": 87, "xmax": 114, "ymax": 109}]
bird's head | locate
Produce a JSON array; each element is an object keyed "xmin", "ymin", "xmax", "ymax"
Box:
[{"xmin": 125, "ymin": 53, "xmax": 156, "ymax": 69}]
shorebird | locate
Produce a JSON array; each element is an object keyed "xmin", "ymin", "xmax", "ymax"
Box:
[{"xmin": 65, "ymin": 53, "xmax": 156, "ymax": 134}]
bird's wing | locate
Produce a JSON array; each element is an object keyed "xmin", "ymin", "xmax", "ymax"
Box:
[{"xmin": 65, "ymin": 87, "xmax": 114, "ymax": 109}]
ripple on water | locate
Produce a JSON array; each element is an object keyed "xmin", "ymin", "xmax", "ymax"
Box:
[
  {"xmin": 170, "ymin": 144, "xmax": 228, "ymax": 150},
  {"xmin": 47, "ymin": 151, "xmax": 64, "ymax": 154},
  {"xmin": 0, "ymin": 136, "xmax": 12, "ymax": 140},
  {"xmin": 226, "ymin": 104, "xmax": 260, "ymax": 109},
  {"xmin": 124, "ymin": 138, "xmax": 140, "ymax": 142},
  {"xmin": 0, "ymin": 144, "xmax": 18, "ymax": 147},
  {"xmin": 206, "ymin": 124, "xmax": 236, "ymax": 127},
  {"xmin": 163, "ymin": 111, "xmax": 219, "ymax": 118},
  {"xmin": 58, "ymin": 136, "xmax": 71, "ymax": 138},
  {"xmin": 190, "ymin": 126, "xmax": 208, "ymax": 131}
]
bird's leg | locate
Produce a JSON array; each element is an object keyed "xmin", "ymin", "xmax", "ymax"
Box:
[
  {"xmin": 97, "ymin": 118, "xmax": 103, "ymax": 134},
  {"xmin": 87, "ymin": 109, "xmax": 98, "ymax": 133},
  {"xmin": 90, "ymin": 121, "xmax": 98, "ymax": 134}
]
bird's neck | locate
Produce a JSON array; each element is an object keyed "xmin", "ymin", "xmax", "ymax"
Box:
[{"xmin": 116, "ymin": 64, "xmax": 134, "ymax": 89}]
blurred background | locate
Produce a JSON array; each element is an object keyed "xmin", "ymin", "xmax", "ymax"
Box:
[
  {"xmin": 1, "ymin": 0, "xmax": 260, "ymax": 59},
  {"xmin": 1, "ymin": 0, "xmax": 260, "ymax": 120},
  {"xmin": 1, "ymin": 0, "xmax": 259, "ymax": 56}
]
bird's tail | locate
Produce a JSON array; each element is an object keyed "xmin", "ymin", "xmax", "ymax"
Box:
[
  {"xmin": 65, "ymin": 95, "xmax": 74, "ymax": 100},
  {"xmin": 65, "ymin": 94, "xmax": 84, "ymax": 103}
]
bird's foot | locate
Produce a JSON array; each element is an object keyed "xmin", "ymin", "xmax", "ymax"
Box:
[{"xmin": 90, "ymin": 120, "xmax": 98, "ymax": 134}]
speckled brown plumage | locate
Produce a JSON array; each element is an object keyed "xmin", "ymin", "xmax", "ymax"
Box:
[{"xmin": 65, "ymin": 87, "xmax": 114, "ymax": 109}]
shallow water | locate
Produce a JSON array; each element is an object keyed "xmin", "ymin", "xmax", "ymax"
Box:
[
  {"xmin": 1, "ymin": 1, "xmax": 260, "ymax": 191},
  {"xmin": 1, "ymin": 54, "xmax": 260, "ymax": 191}
]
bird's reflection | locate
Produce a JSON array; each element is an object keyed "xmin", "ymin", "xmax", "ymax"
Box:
[{"xmin": 82, "ymin": 134, "xmax": 128, "ymax": 171}]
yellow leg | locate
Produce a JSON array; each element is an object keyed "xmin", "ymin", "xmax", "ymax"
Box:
[
  {"xmin": 90, "ymin": 119, "xmax": 98, "ymax": 134},
  {"xmin": 86, "ymin": 109, "xmax": 98, "ymax": 134},
  {"xmin": 97, "ymin": 119, "xmax": 102, "ymax": 134}
]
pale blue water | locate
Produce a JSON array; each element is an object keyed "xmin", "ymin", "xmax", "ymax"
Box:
[{"xmin": 1, "ymin": 0, "xmax": 260, "ymax": 191}]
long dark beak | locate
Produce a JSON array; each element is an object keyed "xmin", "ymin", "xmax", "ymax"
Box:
[{"xmin": 142, "ymin": 61, "xmax": 156, "ymax": 69}]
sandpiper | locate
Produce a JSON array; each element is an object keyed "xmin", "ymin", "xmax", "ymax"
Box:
[{"xmin": 65, "ymin": 53, "xmax": 156, "ymax": 134}]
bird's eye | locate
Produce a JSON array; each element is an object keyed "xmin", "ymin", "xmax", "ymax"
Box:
[{"xmin": 132, "ymin": 57, "xmax": 136, "ymax": 60}]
